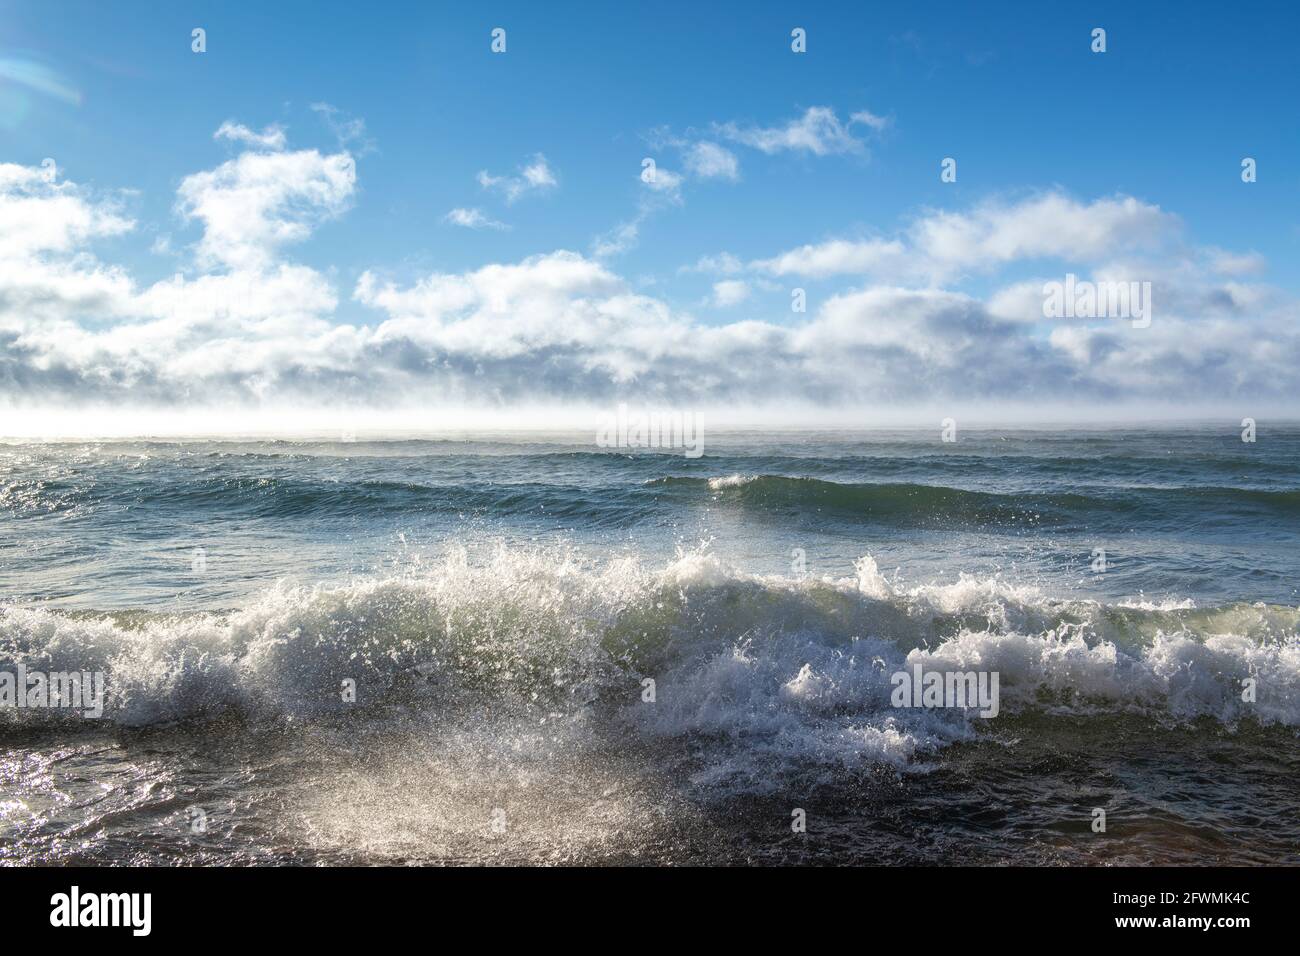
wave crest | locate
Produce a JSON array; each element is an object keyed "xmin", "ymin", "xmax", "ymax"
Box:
[{"xmin": 2, "ymin": 545, "xmax": 1296, "ymax": 789}]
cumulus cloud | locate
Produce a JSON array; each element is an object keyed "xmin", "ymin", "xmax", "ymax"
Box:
[
  {"xmin": 176, "ymin": 146, "xmax": 356, "ymax": 270},
  {"xmin": 753, "ymin": 238, "xmax": 908, "ymax": 279},
  {"xmin": 710, "ymin": 279, "xmax": 750, "ymax": 307},
  {"xmin": 0, "ymin": 161, "xmax": 136, "ymax": 333},
  {"xmin": 0, "ymin": 162, "xmax": 133, "ymax": 257},
  {"xmin": 751, "ymin": 192, "xmax": 1179, "ymax": 283},
  {"xmin": 0, "ymin": 128, "xmax": 357, "ymax": 407},
  {"xmin": 341, "ymin": 248, "xmax": 1300, "ymax": 410},
  {"xmin": 911, "ymin": 193, "xmax": 1175, "ymax": 274},
  {"xmin": 1206, "ymin": 248, "xmax": 1267, "ymax": 277},
  {"xmin": 477, "ymin": 153, "xmax": 557, "ymax": 203},
  {"xmin": 2, "ymin": 145, "xmax": 1297, "ymax": 418}
]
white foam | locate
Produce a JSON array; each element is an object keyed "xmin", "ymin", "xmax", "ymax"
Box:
[
  {"xmin": 1, "ymin": 547, "xmax": 1295, "ymax": 793},
  {"xmin": 1116, "ymin": 598, "xmax": 1198, "ymax": 611},
  {"xmin": 706, "ymin": 474, "xmax": 756, "ymax": 490}
]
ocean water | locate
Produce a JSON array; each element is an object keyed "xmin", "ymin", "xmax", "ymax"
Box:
[{"xmin": 1, "ymin": 425, "xmax": 1297, "ymax": 865}]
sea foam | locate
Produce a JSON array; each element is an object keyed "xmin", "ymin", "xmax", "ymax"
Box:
[{"xmin": 1, "ymin": 546, "xmax": 1296, "ymax": 791}]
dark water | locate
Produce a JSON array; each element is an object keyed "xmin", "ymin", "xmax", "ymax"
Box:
[{"xmin": 1, "ymin": 425, "xmax": 1297, "ymax": 864}]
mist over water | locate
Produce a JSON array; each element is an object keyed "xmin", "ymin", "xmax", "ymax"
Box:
[{"xmin": 1, "ymin": 426, "xmax": 1297, "ymax": 864}]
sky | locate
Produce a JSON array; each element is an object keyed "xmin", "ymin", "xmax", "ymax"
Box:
[{"xmin": 1, "ymin": 0, "xmax": 1299, "ymax": 433}]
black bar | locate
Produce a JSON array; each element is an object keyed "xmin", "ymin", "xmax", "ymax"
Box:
[{"xmin": 1, "ymin": 865, "xmax": 1282, "ymax": 940}]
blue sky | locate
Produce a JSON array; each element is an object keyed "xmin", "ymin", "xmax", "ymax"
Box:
[{"xmin": 1, "ymin": 0, "xmax": 1298, "ymax": 429}]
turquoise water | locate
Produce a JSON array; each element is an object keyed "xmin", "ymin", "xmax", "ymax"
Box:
[{"xmin": 1, "ymin": 425, "xmax": 1297, "ymax": 864}]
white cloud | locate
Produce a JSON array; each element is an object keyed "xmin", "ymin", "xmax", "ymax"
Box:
[
  {"xmin": 0, "ymin": 130, "xmax": 359, "ymax": 407},
  {"xmin": 591, "ymin": 159, "xmax": 691, "ymax": 260},
  {"xmin": 753, "ymin": 238, "xmax": 907, "ymax": 279},
  {"xmin": 1206, "ymin": 248, "xmax": 1266, "ymax": 276},
  {"xmin": 355, "ymin": 252, "xmax": 621, "ymax": 322},
  {"xmin": 986, "ymin": 280, "xmax": 1052, "ymax": 323},
  {"xmin": 0, "ymin": 163, "xmax": 133, "ymax": 260},
  {"xmin": 176, "ymin": 143, "xmax": 356, "ymax": 270},
  {"xmin": 849, "ymin": 110, "xmax": 889, "ymax": 131},
  {"xmin": 478, "ymin": 153, "xmax": 557, "ymax": 203},
  {"xmin": 0, "ymin": 162, "xmax": 137, "ymax": 338},
  {"xmin": 591, "ymin": 219, "xmax": 641, "ymax": 258},
  {"xmin": 3, "ymin": 150, "xmax": 1297, "ymax": 417},
  {"xmin": 642, "ymin": 166, "xmax": 684, "ymax": 197},
  {"xmin": 684, "ymin": 142, "xmax": 739, "ymax": 180},
  {"xmin": 710, "ymin": 279, "xmax": 750, "ymax": 307},
  {"xmin": 753, "ymin": 192, "xmax": 1179, "ymax": 283},
  {"xmin": 590, "ymin": 160, "xmax": 688, "ymax": 257},
  {"xmin": 795, "ymin": 287, "xmax": 990, "ymax": 366},
  {"xmin": 355, "ymin": 251, "xmax": 685, "ymax": 381},
  {"xmin": 683, "ymin": 252, "xmax": 744, "ymax": 275},
  {"xmin": 910, "ymin": 193, "xmax": 1175, "ymax": 276},
  {"xmin": 715, "ymin": 107, "xmax": 878, "ymax": 157},
  {"xmin": 214, "ymin": 121, "xmax": 287, "ymax": 151},
  {"xmin": 443, "ymin": 207, "xmax": 509, "ymax": 231},
  {"xmin": 309, "ymin": 103, "xmax": 374, "ymax": 154}
]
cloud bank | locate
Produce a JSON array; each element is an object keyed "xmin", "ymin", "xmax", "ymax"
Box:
[{"xmin": 1, "ymin": 126, "xmax": 1297, "ymax": 431}]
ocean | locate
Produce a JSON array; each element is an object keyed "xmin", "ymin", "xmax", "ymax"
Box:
[{"xmin": 1, "ymin": 424, "xmax": 1297, "ymax": 865}]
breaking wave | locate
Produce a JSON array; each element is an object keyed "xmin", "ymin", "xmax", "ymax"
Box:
[{"xmin": 2, "ymin": 545, "xmax": 1297, "ymax": 791}]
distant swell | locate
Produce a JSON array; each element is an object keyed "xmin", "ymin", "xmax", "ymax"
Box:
[
  {"xmin": 647, "ymin": 474, "xmax": 1300, "ymax": 529},
  {"xmin": 650, "ymin": 475, "xmax": 1046, "ymax": 524},
  {"xmin": 10, "ymin": 458, "xmax": 1300, "ymax": 534}
]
